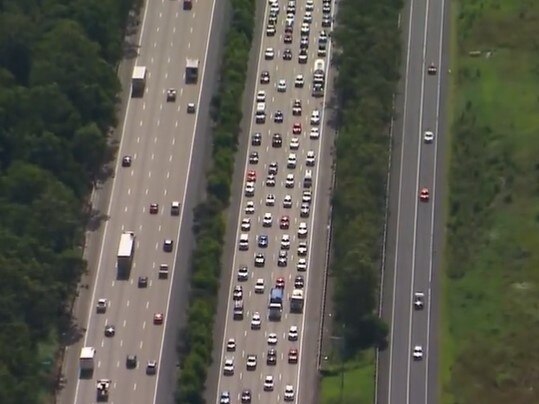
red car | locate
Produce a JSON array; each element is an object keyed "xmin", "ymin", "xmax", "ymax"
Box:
[
  {"xmin": 247, "ymin": 169, "xmax": 256, "ymax": 182},
  {"xmin": 419, "ymin": 188, "xmax": 430, "ymax": 201},
  {"xmin": 280, "ymin": 216, "xmax": 290, "ymax": 230},
  {"xmin": 153, "ymin": 313, "xmax": 164, "ymax": 325},
  {"xmin": 276, "ymin": 277, "xmax": 285, "ymax": 289},
  {"xmin": 292, "ymin": 123, "xmax": 302, "ymax": 135},
  {"xmin": 149, "ymin": 203, "xmax": 159, "ymax": 214},
  {"xmin": 288, "ymin": 348, "xmax": 298, "ymax": 364}
]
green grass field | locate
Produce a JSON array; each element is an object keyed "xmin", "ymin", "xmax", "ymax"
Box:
[
  {"xmin": 320, "ymin": 350, "xmax": 375, "ymax": 404},
  {"xmin": 442, "ymin": 0, "xmax": 539, "ymax": 403}
]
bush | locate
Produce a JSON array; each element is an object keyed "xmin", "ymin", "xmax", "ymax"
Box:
[{"xmin": 175, "ymin": 0, "xmax": 256, "ymax": 401}]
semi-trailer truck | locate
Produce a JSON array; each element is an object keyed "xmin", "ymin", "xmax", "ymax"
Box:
[
  {"xmin": 117, "ymin": 231, "xmax": 135, "ymax": 278},
  {"xmin": 268, "ymin": 287, "xmax": 284, "ymax": 321},
  {"xmin": 185, "ymin": 58, "xmax": 199, "ymax": 84},
  {"xmin": 79, "ymin": 346, "xmax": 95, "ymax": 377},
  {"xmin": 131, "ymin": 66, "xmax": 147, "ymax": 97}
]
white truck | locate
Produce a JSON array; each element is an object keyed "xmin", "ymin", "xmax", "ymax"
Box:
[
  {"xmin": 79, "ymin": 346, "xmax": 96, "ymax": 377},
  {"xmin": 117, "ymin": 231, "xmax": 135, "ymax": 278},
  {"xmin": 131, "ymin": 66, "xmax": 147, "ymax": 97},
  {"xmin": 185, "ymin": 58, "xmax": 199, "ymax": 84},
  {"xmin": 312, "ymin": 59, "xmax": 325, "ymax": 97},
  {"xmin": 290, "ymin": 289, "xmax": 304, "ymax": 313}
]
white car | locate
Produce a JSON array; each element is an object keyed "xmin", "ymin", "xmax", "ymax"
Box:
[
  {"xmin": 256, "ymin": 90, "xmax": 266, "ymax": 102},
  {"xmin": 303, "ymin": 11, "xmax": 313, "ymax": 23},
  {"xmin": 263, "ymin": 212, "xmax": 273, "ymax": 227},
  {"xmin": 281, "ymin": 234, "xmax": 291, "ymax": 249},
  {"xmin": 277, "ymin": 79, "xmax": 287, "ymax": 92},
  {"xmin": 241, "ymin": 218, "xmax": 251, "ymax": 231},
  {"xmin": 290, "ymin": 137, "xmax": 300, "ymax": 150},
  {"xmin": 424, "ymin": 130, "xmax": 434, "ymax": 143},
  {"xmin": 413, "ymin": 346, "xmax": 423, "ymax": 360},
  {"xmin": 283, "ymin": 195, "xmax": 293, "ymax": 208},
  {"xmin": 285, "ymin": 174, "xmax": 295, "ymax": 188},
  {"xmin": 255, "ymin": 278, "xmax": 265, "ymax": 293},
  {"xmin": 226, "ymin": 338, "xmax": 236, "ymax": 351},
  {"xmin": 264, "ymin": 375, "xmax": 274, "ymax": 391},
  {"xmin": 306, "ymin": 0, "xmax": 314, "ymax": 11},
  {"xmin": 266, "ymin": 174, "xmax": 276, "ymax": 187},
  {"xmin": 245, "ymin": 201, "xmax": 255, "ymax": 214},
  {"xmin": 288, "ymin": 325, "xmax": 299, "ymax": 341},
  {"xmin": 265, "ymin": 47, "xmax": 275, "ymax": 60},
  {"xmin": 311, "ymin": 109, "xmax": 321, "ymax": 125},
  {"xmin": 297, "ymin": 258, "xmax": 307, "ymax": 271},
  {"xmin": 223, "ymin": 358, "xmax": 234, "ymax": 375},
  {"xmin": 267, "ymin": 333, "xmax": 278, "ymax": 345},
  {"xmin": 237, "ymin": 266, "xmax": 249, "ymax": 281},
  {"xmin": 251, "ymin": 312, "xmax": 262, "ymax": 329},
  {"xmin": 298, "ymin": 242, "xmax": 308, "ymax": 256},
  {"xmin": 309, "ymin": 127, "xmax": 320, "ymax": 139},
  {"xmin": 266, "ymin": 194, "xmax": 276, "ymax": 206},
  {"xmin": 295, "ymin": 74, "xmax": 304, "ymax": 88},
  {"xmin": 287, "ymin": 153, "xmax": 297, "ymax": 169},
  {"xmin": 302, "ymin": 190, "xmax": 312, "ymax": 203},
  {"xmin": 301, "ymin": 23, "xmax": 310, "ymax": 34},
  {"xmin": 244, "ymin": 182, "xmax": 255, "ymax": 197},
  {"xmin": 266, "ymin": 25, "xmax": 276, "ymax": 36},
  {"xmin": 319, "ymin": 30, "xmax": 328, "ymax": 43},
  {"xmin": 298, "ymin": 222, "xmax": 308, "ymax": 238},
  {"xmin": 306, "ymin": 150, "xmax": 316, "ymax": 166},
  {"xmin": 284, "ymin": 385, "xmax": 295, "ymax": 401}
]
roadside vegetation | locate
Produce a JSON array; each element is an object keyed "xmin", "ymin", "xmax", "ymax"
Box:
[
  {"xmin": 320, "ymin": 0, "xmax": 403, "ymax": 402},
  {"xmin": 0, "ymin": 0, "xmax": 137, "ymax": 401},
  {"xmin": 443, "ymin": 0, "xmax": 539, "ymax": 403},
  {"xmin": 174, "ymin": 0, "xmax": 255, "ymax": 402}
]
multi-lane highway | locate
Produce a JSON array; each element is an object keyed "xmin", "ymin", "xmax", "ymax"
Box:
[
  {"xmin": 59, "ymin": 0, "xmax": 218, "ymax": 402},
  {"xmin": 214, "ymin": 0, "xmax": 335, "ymax": 403},
  {"xmin": 379, "ymin": 0, "xmax": 450, "ymax": 402}
]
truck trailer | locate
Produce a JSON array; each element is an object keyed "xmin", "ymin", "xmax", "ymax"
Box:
[
  {"xmin": 131, "ymin": 66, "xmax": 147, "ymax": 97},
  {"xmin": 117, "ymin": 231, "xmax": 135, "ymax": 278},
  {"xmin": 185, "ymin": 58, "xmax": 200, "ymax": 84},
  {"xmin": 79, "ymin": 346, "xmax": 95, "ymax": 377}
]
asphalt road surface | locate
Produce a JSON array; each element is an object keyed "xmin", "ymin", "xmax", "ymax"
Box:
[
  {"xmin": 58, "ymin": 0, "xmax": 218, "ymax": 403},
  {"xmin": 212, "ymin": 1, "xmax": 335, "ymax": 403},
  {"xmin": 378, "ymin": 0, "xmax": 450, "ymax": 402}
]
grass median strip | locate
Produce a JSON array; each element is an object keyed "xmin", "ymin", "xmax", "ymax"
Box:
[{"xmin": 442, "ymin": 0, "xmax": 539, "ymax": 402}]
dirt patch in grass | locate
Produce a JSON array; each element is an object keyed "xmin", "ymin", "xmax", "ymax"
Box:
[{"xmin": 443, "ymin": 1, "xmax": 539, "ymax": 403}]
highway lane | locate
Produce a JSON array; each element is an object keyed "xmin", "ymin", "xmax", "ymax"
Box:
[
  {"xmin": 215, "ymin": 0, "xmax": 334, "ymax": 403},
  {"xmin": 65, "ymin": 0, "xmax": 217, "ymax": 403},
  {"xmin": 379, "ymin": 0, "xmax": 449, "ymax": 401}
]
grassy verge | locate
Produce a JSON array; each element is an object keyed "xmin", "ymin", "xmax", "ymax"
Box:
[
  {"xmin": 442, "ymin": 0, "xmax": 539, "ymax": 403},
  {"xmin": 321, "ymin": 351, "xmax": 375, "ymax": 404}
]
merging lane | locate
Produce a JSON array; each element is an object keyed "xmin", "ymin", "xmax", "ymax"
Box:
[
  {"xmin": 380, "ymin": 0, "xmax": 449, "ymax": 402},
  {"xmin": 62, "ymin": 0, "xmax": 217, "ymax": 403},
  {"xmin": 215, "ymin": 0, "xmax": 335, "ymax": 403}
]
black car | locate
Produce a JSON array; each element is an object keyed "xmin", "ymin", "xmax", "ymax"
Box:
[
  {"xmin": 272, "ymin": 133, "xmax": 282, "ymax": 147},
  {"xmin": 251, "ymin": 132, "xmax": 262, "ymax": 146},
  {"xmin": 266, "ymin": 348, "xmax": 277, "ymax": 365},
  {"xmin": 126, "ymin": 355, "xmax": 137, "ymax": 369},
  {"xmin": 104, "ymin": 325, "xmax": 115, "ymax": 337},
  {"xmin": 322, "ymin": 17, "xmax": 332, "ymax": 28},
  {"xmin": 138, "ymin": 276, "xmax": 148, "ymax": 288},
  {"xmin": 268, "ymin": 161, "xmax": 278, "ymax": 175},
  {"xmin": 241, "ymin": 389, "xmax": 252, "ymax": 403},
  {"xmin": 122, "ymin": 155, "xmax": 132, "ymax": 167},
  {"xmin": 283, "ymin": 48, "xmax": 292, "ymax": 60},
  {"xmin": 294, "ymin": 275, "xmax": 305, "ymax": 289},
  {"xmin": 260, "ymin": 70, "xmax": 270, "ymax": 84},
  {"xmin": 274, "ymin": 110, "xmax": 284, "ymax": 123}
]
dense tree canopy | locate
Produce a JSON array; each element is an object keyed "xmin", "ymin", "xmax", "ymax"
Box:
[{"xmin": 0, "ymin": 0, "xmax": 135, "ymax": 401}]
